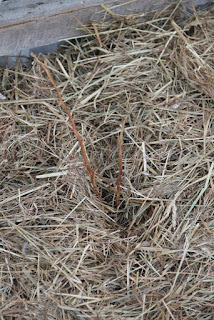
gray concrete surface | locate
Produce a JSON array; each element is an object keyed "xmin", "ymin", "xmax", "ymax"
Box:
[{"xmin": 0, "ymin": 0, "xmax": 213, "ymax": 66}]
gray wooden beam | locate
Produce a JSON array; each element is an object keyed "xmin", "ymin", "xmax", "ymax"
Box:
[{"xmin": 0, "ymin": 0, "xmax": 212, "ymax": 57}]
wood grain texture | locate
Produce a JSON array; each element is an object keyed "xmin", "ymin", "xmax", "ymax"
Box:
[{"xmin": 0, "ymin": 0, "xmax": 211, "ymax": 56}]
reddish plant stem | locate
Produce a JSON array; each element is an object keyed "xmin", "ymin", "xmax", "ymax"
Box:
[
  {"xmin": 37, "ymin": 59, "xmax": 100, "ymax": 197},
  {"xmin": 116, "ymin": 116, "xmax": 128, "ymax": 208}
]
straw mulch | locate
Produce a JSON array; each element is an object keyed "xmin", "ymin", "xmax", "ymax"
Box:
[{"xmin": 0, "ymin": 4, "xmax": 214, "ymax": 320}]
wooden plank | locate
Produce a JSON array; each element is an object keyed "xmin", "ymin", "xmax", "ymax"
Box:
[
  {"xmin": 0, "ymin": 0, "xmax": 169, "ymax": 56},
  {"xmin": 0, "ymin": 0, "xmax": 212, "ymax": 57}
]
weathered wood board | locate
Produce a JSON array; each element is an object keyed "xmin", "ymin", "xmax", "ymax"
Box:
[{"xmin": 0, "ymin": 0, "xmax": 212, "ymax": 57}]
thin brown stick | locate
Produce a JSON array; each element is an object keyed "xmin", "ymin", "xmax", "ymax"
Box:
[
  {"xmin": 32, "ymin": 54, "xmax": 100, "ymax": 198},
  {"xmin": 116, "ymin": 115, "xmax": 128, "ymax": 208}
]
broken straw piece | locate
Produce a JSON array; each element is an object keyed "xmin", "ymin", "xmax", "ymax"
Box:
[
  {"xmin": 0, "ymin": 92, "xmax": 6, "ymax": 100},
  {"xmin": 142, "ymin": 141, "xmax": 148, "ymax": 174},
  {"xmin": 36, "ymin": 171, "xmax": 68, "ymax": 179}
]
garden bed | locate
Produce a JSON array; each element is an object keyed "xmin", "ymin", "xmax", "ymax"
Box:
[{"xmin": 0, "ymin": 4, "xmax": 214, "ymax": 319}]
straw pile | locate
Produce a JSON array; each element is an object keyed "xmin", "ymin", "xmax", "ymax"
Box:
[{"xmin": 0, "ymin": 4, "xmax": 214, "ymax": 319}]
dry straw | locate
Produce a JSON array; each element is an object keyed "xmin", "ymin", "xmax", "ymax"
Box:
[{"xmin": 0, "ymin": 3, "xmax": 214, "ymax": 319}]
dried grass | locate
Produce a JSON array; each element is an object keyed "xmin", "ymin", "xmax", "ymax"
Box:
[{"xmin": 0, "ymin": 4, "xmax": 214, "ymax": 320}]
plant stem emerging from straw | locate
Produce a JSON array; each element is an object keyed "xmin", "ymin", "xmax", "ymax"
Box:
[
  {"xmin": 32, "ymin": 54, "xmax": 100, "ymax": 198},
  {"xmin": 116, "ymin": 115, "xmax": 128, "ymax": 208}
]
